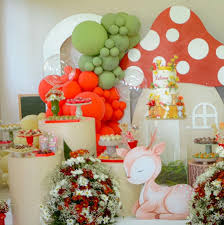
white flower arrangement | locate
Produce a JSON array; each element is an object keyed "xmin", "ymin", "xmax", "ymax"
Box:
[
  {"xmin": 187, "ymin": 161, "xmax": 224, "ymax": 225},
  {"xmin": 41, "ymin": 152, "xmax": 121, "ymax": 225},
  {"xmin": 45, "ymin": 89, "xmax": 65, "ymax": 102}
]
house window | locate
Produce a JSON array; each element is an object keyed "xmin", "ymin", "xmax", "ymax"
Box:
[{"xmin": 192, "ymin": 103, "xmax": 218, "ymax": 129}]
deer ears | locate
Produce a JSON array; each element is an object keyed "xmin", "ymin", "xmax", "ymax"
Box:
[
  {"xmin": 151, "ymin": 143, "xmax": 166, "ymax": 156},
  {"xmin": 116, "ymin": 148, "xmax": 129, "ymax": 158}
]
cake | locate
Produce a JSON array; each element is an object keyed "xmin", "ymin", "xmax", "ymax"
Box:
[{"xmin": 147, "ymin": 56, "xmax": 186, "ymax": 119}]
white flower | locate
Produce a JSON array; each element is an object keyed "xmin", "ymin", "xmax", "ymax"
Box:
[
  {"xmin": 212, "ymin": 179, "xmax": 221, "ymax": 187},
  {"xmin": 99, "ymin": 174, "xmax": 108, "ymax": 181},
  {"xmin": 64, "ymin": 158, "xmax": 76, "ymax": 166},
  {"xmin": 76, "ymin": 189, "xmax": 84, "ymax": 196},
  {"xmin": 84, "ymin": 189, "xmax": 92, "ymax": 197},
  {"xmin": 71, "ymin": 169, "xmax": 83, "ymax": 176},
  {"xmin": 66, "ymin": 219, "xmax": 74, "ymax": 225},
  {"xmin": 96, "ymin": 216, "xmax": 103, "ymax": 224},
  {"xmin": 102, "ymin": 216, "xmax": 110, "ymax": 224},
  {"xmin": 75, "ymin": 157, "xmax": 85, "ymax": 163},
  {"xmin": 213, "ymin": 190, "xmax": 220, "ymax": 196},
  {"xmin": 89, "ymin": 156, "xmax": 96, "ymax": 162},
  {"xmin": 93, "ymin": 174, "xmax": 99, "ymax": 179},
  {"xmin": 99, "ymin": 201, "xmax": 106, "ymax": 206},
  {"xmin": 100, "ymin": 194, "xmax": 108, "ymax": 202},
  {"xmin": 77, "ymin": 176, "xmax": 89, "ymax": 186},
  {"xmin": 81, "ymin": 208, "xmax": 89, "ymax": 216}
]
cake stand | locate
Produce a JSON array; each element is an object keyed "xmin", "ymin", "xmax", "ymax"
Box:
[
  {"xmin": 66, "ymin": 97, "xmax": 92, "ymax": 118},
  {"xmin": 17, "ymin": 130, "xmax": 42, "ymax": 147},
  {"xmin": 0, "ymin": 123, "xmax": 20, "ymax": 141}
]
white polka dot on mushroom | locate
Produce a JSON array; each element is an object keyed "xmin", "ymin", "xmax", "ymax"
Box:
[
  {"xmin": 188, "ymin": 38, "xmax": 209, "ymax": 60},
  {"xmin": 216, "ymin": 45, "xmax": 224, "ymax": 59},
  {"xmin": 218, "ymin": 66, "xmax": 224, "ymax": 85},
  {"xmin": 153, "ymin": 56, "xmax": 166, "ymax": 66},
  {"xmin": 169, "ymin": 6, "xmax": 191, "ymax": 24},
  {"xmin": 166, "ymin": 28, "xmax": 179, "ymax": 42},
  {"xmin": 176, "ymin": 61, "xmax": 190, "ymax": 75},
  {"xmin": 124, "ymin": 66, "xmax": 144, "ymax": 87},
  {"xmin": 128, "ymin": 48, "xmax": 141, "ymax": 62},
  {"xmin": 140, "ymin": 30, "xmax": 160, "ymax": 51}
]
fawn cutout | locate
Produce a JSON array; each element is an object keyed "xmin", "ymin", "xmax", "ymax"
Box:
[{"xmin": 117, "ymin": 131, "xmax": 193, "ymax": 220}]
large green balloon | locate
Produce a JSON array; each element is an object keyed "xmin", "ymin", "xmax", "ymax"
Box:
[
  {"xmin": 125, "ymin": 15, "xmax": 141, "ymax": 36},
  {"xmin": 78, "ymin": 55, "xmax": 93, "ymax": 71},
  {"xmin": 99, "ymin": 72, "xmax": 116, "ymax": 89},
  {"xmin": 101, "ymin": 13, "xmax": 116, "ymax": 32},
  {"xmin": 129, "ymin": 34, "xmax": 141, "ymax": 48},
  {"xmin": 102, "ymin": 56, "xmax": 119, "ymax": 71},
  {"xmin": 110, "ymin": 34, "xmax": 129, "ymax": 52},
  {"xmin": 72, "ymin": 21, "xmax": 108, "ymax": 56}
]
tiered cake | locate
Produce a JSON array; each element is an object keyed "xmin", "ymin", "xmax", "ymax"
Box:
[{"xmin": 148, "ymin": 57, "xmax": 185, "ymax": 119}]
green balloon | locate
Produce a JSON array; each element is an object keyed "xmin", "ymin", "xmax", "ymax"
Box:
[
  {"xmin": 102, "ymin": 56, "xmax": 119, "ymax": 71},
  {"xmin": 129, "ymin": 34, "xmax": 141, "ymax": 48},
  {"xmin": 100, "ymin": 48, "xmax": 110, "ymax": 57},
  {"xmin": 72, "ymin": 21, "xmax": 108, "ymax": 56},
  {"xmin": 118, "ymin": 70, "xmax": 125, "ymax": 80},
  {"xmin": 115, "ymin": 15, "xmax": 125, "ymax": 27},
  {"xmin": 111, "ymin": 34, "xmax": 129, "ymax": 52},
  {"xmin": 109, "ymin": 24, "xmax": 119, "ymax": 35},
  {"xmin": 101, "ymin": 13, "xmax": 116, "ymax": 32},
  {"xmin": 115, "ymin": 78, "xmax": 120, "ymax": 85},
  {"xmin": 119, "ymin": 26, "xmax": 128, "ymax": 35},
  {"xmin": 99, "ymin": 72, "xmax": 116, "ymax": 89},
  {"xmin": 92, "ymin": 57, "xmax": 102, "ymax": 66},
  {"xmin": 85, "ymin": 62, "xmax": 94, "ymax": 71},
  {"xmin": 94, "ymin": 66, "xmax": 103, "ymax": 75},
  {"xmin": 110, "ymin": 47, "xmax": 120, "ymax": 57},
  {"xmin": 125, "ymin": 15, "xmax": 141, "ymax": 36},
  {"xmin": 113, "ymin": 66, "xmax": 123, "ymax": 76},
  {"xmin": 78, "ymin": 55, "xmax": 93, "ymax": 71},
  {"xmin": 118, "ymin": 52, "xmax": 125, "ymax": 60},
  {"xmin": 105, "ymin": 39, "xmax": 115, "ymax": 49}
]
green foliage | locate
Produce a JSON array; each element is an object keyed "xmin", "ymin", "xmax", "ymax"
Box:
[
  {"xmin": 94, "ymin": 66, "xmax": 103, "ymax": 75},
  {"xmin": 105, "ymin": 39, "xmax": 115, "ymax": 49},
  {"xmin": 110, "ymin": 34, "xmax": 129, "ymax": 52},
  {"xmin": 99, "ymin": 72, "xmax": 116, "ymax": 89},
  {"xmin": 92, "ymin": 57, "xmax": 102, "ymax": 66},
  {"xmin": 102, "ymin": 56, "xmax": 119, "ymax": 71},
  {"xmin": 78, "ymin": 55, "xmax": 93, "ymax": 71},
  {"xmin": 100, "ymin": 47, "xmax": 110, "ymax": 57},
  {"xmin": 156, "ymin": 160, "xmax": 188, "ymax": 186},
  {"xmin": 110, "ymin": 47, "xmax": 120, "ymax": 57},
  {"xmin": 85, "ymin": 62, "xmax": 94, "ymax": 71},
  {"xmin": 72, "ymin": 21, "xmax": 108, "ymax": 56},
  {"xmin": 64, "ymin": 141, "xmax": 72, "ymax": 161}
]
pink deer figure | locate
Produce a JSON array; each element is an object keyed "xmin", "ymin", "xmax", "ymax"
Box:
[{"xmin": 117, "ymin": 130, "xmax": 193, "ymax": 220}]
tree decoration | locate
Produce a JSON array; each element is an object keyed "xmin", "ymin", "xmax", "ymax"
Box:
[
  {"xmin": 72, "ymin": 21, "xmax": 108, "ymax": 56},
  {"xmin": 74, "ymin": 12, "xmax": 141, "ymax": 89},
  {"xmin": 187, "ymin": 161, "xmax": 224, "ymax": 225},
  {"xmin": 40, "ymin": 151, "xmax": 121, "ymax": 225}
]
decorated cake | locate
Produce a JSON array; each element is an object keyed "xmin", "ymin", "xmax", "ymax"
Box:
[{"xmin": 147, "ymin": 56, "xmax": 186, "ymax": 119}]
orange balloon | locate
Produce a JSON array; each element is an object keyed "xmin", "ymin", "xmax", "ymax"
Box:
[
  {"xmin": 108, "ymin": 122, "xmax": 122, "ymax": 135},
  {"xmin": 62, "ymin": 81, "xmax": 81, "ymax": 99},
  {"xmin": 100, "ymin": 126, "xmax": 115, "ymax": 135},
  {"xmin": 119, "ymin": 101, "xmax": 127, "ymax": 110},
  {"xmin": 62, "ymin": 104, "xmax": 71, "ymax": 115},
  {"xmin": 46, "ymin": 108, "xmax": 53, "ymax": 117},
  {"xmin": 112, "ymin": 100, "xmax": 120, "ymax": 109},
  {"xmin": 76, "ymin": 92, "xmax": 105, "ymax": 120},
  {"xmin": 64, "ymin": 66, "xmax": 73, "ymax": 75},
  {"xmin": 93, "ymin": 87, "xmax": 104, "ymax": 96},
  {"xmin": 104, "ymin": 90, "xmax": 111, "ymax": 99},
  {"xmin": 103, "ymin": 103, "xmax": 113, "ymax": 121},
  {"xmin": 78, "ymin": 71, "xmax": 99, "ymax": 91},
  {"xmin": 60, "ymin": 74, "xmax": 69, "ymax": 83}
]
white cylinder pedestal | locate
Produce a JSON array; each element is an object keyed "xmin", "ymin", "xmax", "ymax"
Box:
[{"xmin": 8, "ymin": 154, "xmax": 61, "ymax": 225}]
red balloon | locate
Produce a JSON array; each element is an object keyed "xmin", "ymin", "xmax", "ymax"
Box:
[
  {"xmin": 103, "ymin": 103, "xmax": 113, "ymax": 121},
  {"xmin": 38, "ymin": 75, "xmax": 63, "ymax": 103},
  {"xmin": 120, "ymin": 101, "xmax": 127, "ymax": 110},
  {"xmin": 46, "ymin": 108, "xmax": 53, "ymax": 117},
  {"xmin": 100, "ymin": 126, "xmax": 115, "ymax": 135},
  {"xmin": 64, "ymin": 66, "xmax": 73, "ymax": 75},
  {"xmin": 93, "ymin": 87, "xmax": 104, "ymax": 96},
  {"xmin": 95, "ymin": 119, "xmax": 101, "ymax": 132},
  {"xmin": 104, "ymin": 90, "xmax": 111, "ymax": 99},
  {"xmin": 75, "ymin": 92, "xmax": 105, "ymax": 120},
  {"xmin": 62, "ymin": 81, "xmax": 81, "ymax": 99},
  {"xmin": 46, "ymin": 102, "xmax": 63, "ymax": 117},
  {"xmin": 62, "ymin": 104, "xmax": 71, "ymax": 115},
  {"xmin": 109, "ymin": 87, "xmax": 120, "ymax": 102},
  {"xmin": 112, "ymin": 100, "xmax": 120, "ymax": 109},
  {"xmin": 112, "ymin": 109, "xmax": 124, "ymax": 121},
  {"xmin": 78, "ymin": 71, "xmax": 99, "ymax": 91},
  {"xmin": 108, "ymin": 122, "xmax": 122, "ymax": 135},
  {"xmin": 60, "ymin": 74, "xmax": 69, "ymax": 83}
]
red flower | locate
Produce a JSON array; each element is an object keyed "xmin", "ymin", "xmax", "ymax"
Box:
[
  {"xmin": 82, "ymin": 200, "xmax": 89, "ymax": 208},
  {"xmin": 58, "ymin": 205, "xmax": 63, "ymax": 211},
  {"xmin": 77, "ymin": 215, "xmax": 86, "ymax": 223},
  {"xmin": 75, "ymin": 204, "xmax": 83, "ymax": 214},
  {"xmin": 58, "ymin": 188, "xmax": 65, "ymax": 195},
  {"xmin": 64, "ymin": 197, "xmax": 71, "ymax": 208}
]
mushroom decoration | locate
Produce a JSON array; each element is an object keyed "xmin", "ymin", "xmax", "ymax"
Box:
[{"xmin": 120, "ymin": 5, "xmax": 224, "ymax": 88}]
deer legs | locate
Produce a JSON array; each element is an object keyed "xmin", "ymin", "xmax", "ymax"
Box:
[{"xmin": 135, "ymin": 201, "xmax": 158, "ymax": 219}]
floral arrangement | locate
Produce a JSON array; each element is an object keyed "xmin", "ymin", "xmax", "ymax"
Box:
[
  {"xmin": 187, "ymin": 161, "xmax": 224, "ymax": 225},
  {"xmin": 176, "ymin": 96, "xmax": 184, "ymax": 106},
  {"xmin": 0, "ymin": 200, "xmax": 9, "ymax": 214},
  {"xmin": 167, "ymin": 55, "xmax": 178, "ymax": 71},
  {"xmin": 46, "ymin": 89, "xmax": 65, "ymax": 102},
  {"xmin": 40, "ymin": 151, "xmax": 121, "ymax": 225},
  {"xmin": 213, "ymin": 122, "xmax": 224, "ymax": 157},
  {"xmin": 167, "ymin": 75, "xmax": 179, "ymax": 90}
]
